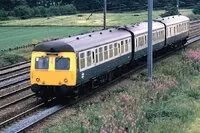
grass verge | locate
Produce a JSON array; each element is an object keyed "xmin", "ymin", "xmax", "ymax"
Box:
[{"xmin": 42, "ymin": 41, "xmax": 200, "ymax": 133}]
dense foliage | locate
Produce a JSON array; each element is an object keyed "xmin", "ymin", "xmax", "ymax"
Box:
[
  {"xmin": 0, "ymin": 0, "xmax": 199, "ymax": 20},
  {"xmin": 192, "ymin": 4, "xmax": 200, "ymax": 14},
  {"xmin": 160, "ymin": 4, "xmax": 179, "ymax": 17}
]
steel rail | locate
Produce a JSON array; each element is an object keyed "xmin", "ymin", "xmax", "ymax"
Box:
[
  {"xmin": 0, "ymin": 61, "xmax": 30, "ymax": 72},
  {"xmin": 0, "ymin": 93, "xmax": 35, "ymax": 110},
  {"xmin": 0, "ymin": 70, "xmax": 30, "ymax": 83},
  {"xmin": 0, "ymin": 86, "xmax": 31, "ymax": 100},
  {"xmin": 0, "ymin": 103, "xmax": 44, "ymax": 129},
  {"xmin": 0, "ymin": 74, "xmax": 30, "ymax": 90}
]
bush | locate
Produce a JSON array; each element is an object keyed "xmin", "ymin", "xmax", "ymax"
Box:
[
  {"xmin": 14, "ymin": 5, "xmax": 33, "ymax": 19},
  {"xmin": 188, "ymin": 14, "xmax": 200, "ymax": 20},
  {"xmin": 33, "ymin": 6, "xmax": 42, "ymax": 17},
  {"xmin": 0, "ymin": 9, "xmax": 8, "ymax": 20},
  {"xmin": 59, "ymin": 4, "xmax": 77, "ymax": 15},
  {"xmin": 49, "ymin": 6, "xmax": 61, "ymax": 16},
  {"xmin": 192, "ymin": 5, "xmax": 200, "ymax": 15},
  {"xmin": 39, "ymin": 6, "xmax": 48, "ymax": 17},
  {"xmin": 0, "ymin": 52, "xmax": 26, "ymax": 68},
  {"xmin": 160, "ymin": 4, "xmax": 179, "ymax": 17}
]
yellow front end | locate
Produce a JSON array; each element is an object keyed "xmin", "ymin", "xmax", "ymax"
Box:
[{"xmin": 30, "ymin": 52, "xmax": 77, "ymax": 86}]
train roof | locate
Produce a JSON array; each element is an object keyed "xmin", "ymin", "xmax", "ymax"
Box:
[
  {"xmin": 125, "ymin": 21, "xmax": 165, "ymax": 36},
  {"xmin": 156, "ymin": 15, "xmax": 190, "ymax": 26},
  {"xmin": 33, "ymin": 28, "xmax": 131, "ymax": 52}
]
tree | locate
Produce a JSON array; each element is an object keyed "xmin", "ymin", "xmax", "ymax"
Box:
[
  {"xmin": 14, "ymin": 5, "xmax": 33, "ymax": 19},
  {"xmin": 193, "ymin": 4, "xmax": 200, "ymax": 14},
  {"xmin": 0, "ymin": 9, "xmax": 8, "ymax": 20},
  {"xmin": 160, "ymin": 4, "xmax": 179, "ymax": 17}
]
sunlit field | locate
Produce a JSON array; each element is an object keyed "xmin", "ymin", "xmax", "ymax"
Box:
[
  {"xmin": 0, "ymin": 9, "xmax": 192, "ymax": 27},
  {"xmin": 0, "ymin": 26, "xmax": 96, "ymax": 50}
]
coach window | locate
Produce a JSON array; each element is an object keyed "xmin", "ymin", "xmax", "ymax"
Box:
[
  {"xmin": 87, "ymin": 51, "xmax": 92, "ymax": 67},
  {"xmin": 153, "ymin": 33, "xmax": 155, "ymax": 41},
  {"xmin": 125, "ymin": 42, "xmax": 128, "ymax": 52},
  {"xmin": 144, "ymin": 35, "xmax": 147, "ymax": 45},
  {"xmin": 174, "ymin": 27, "xmax": 176, "ymax": 35},
  {"xmin": 184, "ymin": 23, "xmax": 186, "ymax": 30},
  {"xmin": 114, "ymin": 43, "xmax": 118, "ymax": 56},
  {"xmin": 109, "ymin": 44, "xmax": 113, "ymax": 58},
  {"xmin": 99, "ymin": 47, "xmax": 103, "ymax": 62},
  {"xmin": 118, "ymin": 42, "xmax": 121, "ymax": 54},
  {"xmin": 135, "ymin": 38, "xmax": 138, "ymax": 48},
  {"xmin": 176, "ymin": 25, "xmax": 178, "ymax": 33},
  {"xmin": 104, "ymin": 46, "xmax": 108, "ymax": 60},
  {"xmin": 80, "ymin": 53, "xmax": 85, "ymax": 69},
  {"xmin": 125, "ymin": 39, "xmax": 128, "ymax": 45},
  {"xmin": 170, "ymin": 28, "xmax": 172, "ymax": 36},
  {"xmin": 95, "ymin": 49, "xmax": 99, "ymax": 63},
  {"xmin": 121, "ymin": 41, "xmax": 124, "ymax": 54}
]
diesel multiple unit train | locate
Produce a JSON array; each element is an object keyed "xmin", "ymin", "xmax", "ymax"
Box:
[{"xmin": 30, "ymin": 15, "xmax": 190, "ymax": 98}]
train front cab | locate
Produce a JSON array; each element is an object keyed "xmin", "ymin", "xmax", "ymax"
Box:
[{"xmin": 30, "ymin": 51, "xmax": 77, "ymax": 96}]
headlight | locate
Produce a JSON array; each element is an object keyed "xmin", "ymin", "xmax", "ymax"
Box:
[
  {"xmin": 36, "ymin": 78, "xmax": 40, "ymax": 82},
  {"xmin": 64, "ymin": 78, "xmax": 68, "ymax": 83}
]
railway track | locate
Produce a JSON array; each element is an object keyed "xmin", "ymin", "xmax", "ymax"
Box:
[
  {"xmin": 0, "ymin": 86, "xmax": 34, "ymax": 110},
  {"xmin": 0, "ymin": 61, "xmax": 30, "ymax": 79},
  {"xmin": 0, "ymin": 20, "xmax": 199, "ymax": 133}
]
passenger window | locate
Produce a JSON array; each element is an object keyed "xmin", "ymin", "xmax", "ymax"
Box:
[
  {"xmin": 125, "ymin": 40, "xmax": 128, "ymax": 44},
  {"xmin": 109, "ymin": 44, "xmax": 113, "ymax": 58},
  {"xmin": 104, "ymin": 46, "xmax": 108, "ymax": 60},
  {"xmin": 145, "ymin": 35, "xmax": 147, "ymax": 44},
  {"xmin": 135, "ymin": 38, "xmax": 138, "ymax": 48},
  {"xmin": 121, "ymin": 42, "xmax": 124, "ymax": 53},
  {"xmin": 92, "ymin": 51, "xmax": 95, "ymax": 64},
  {"xmin": 99, "ymin": 47, "xmax": 103, "ymax": 62},
  {"xmin": 125, "ymin": 43, "xmax": 128, "ymax": 52},
  {"xmin": 170, "ymin": 28, "xmax": 172, "ymax": 35},
  {"xmin": 118, "ymin": 43, "xmax": 121, "ymax": 54},
  {"xmin": 95, "ymin": 49, "xmax": 98, "ymax": 63},
  {"xmin": 80, "ymin": 53, "xmax": 85, "ymax": 69},
  {"xmin": 177, "ymin": 25, "xmax": 178, "ymax": 32},
  {"xmin": 114, "ymin": 43, "xmax": 118, "ymax": 56},
  {"xmin": 87, "ymin": 51, "xmax": 92, "ymax": 67},
  {"xmin": 174, "ymin": 27, "xmax": 176, "ymax": 34}
]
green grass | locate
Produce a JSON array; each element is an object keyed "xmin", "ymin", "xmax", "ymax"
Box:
[
  {"xmin": 0, "ymin": 9, "xmax": 192, "ymax": 27},
  {"xmin": 42, "ymin": 41, "xmax": 200, "ymax": 133},
  {"xmin": 0, "ymin": 26, "xmax": 96, "ymax": 50}
]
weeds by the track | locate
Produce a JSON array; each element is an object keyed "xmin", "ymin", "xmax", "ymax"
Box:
[{"xmin": 42, "ymin": 41, "xmax": 200, "ymax": 133}]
